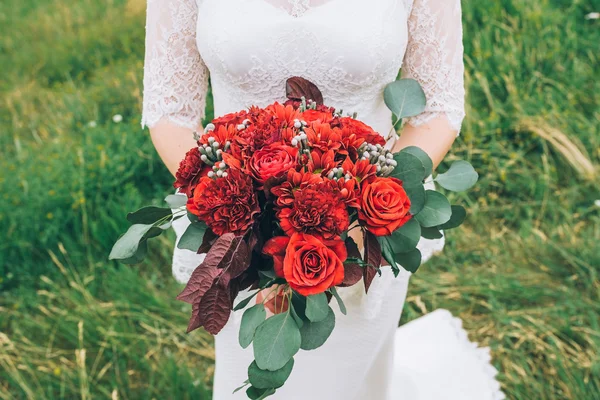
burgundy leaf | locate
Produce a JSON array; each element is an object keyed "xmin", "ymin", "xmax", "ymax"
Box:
[
  {"xmin": 217, "ymin": 237, "xmax": 251, "ymax": 288},
  {"xmin": 339, "ymin": 237, "xmax": 364, "ymax": 287},
  {"xmin": 176, "ymin": 263, "xmax": 221, "ymax": 304},
  {"xmin": 198, "ymin": 228, "xmax": 218, "ymax": 254},
  {"xmin": 177, "ymin": 234, "xmax": 237, "ymax": 305},
  {"xmin": 195, "ymin": 283, "xmax": 232, "ymax": 334},
  {"xmin": 187, "ymin": 303, "xmax": 203, "ymax": 333},
  {"xmin": 286, "ymin": 76, "xmax": 324, "ymax": 105},
  {"xmin": 364, "ymin": 232, "xmax": 382, "ymax": 294}
]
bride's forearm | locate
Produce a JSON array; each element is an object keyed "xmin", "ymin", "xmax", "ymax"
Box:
[
  {"xmin": 149, "ymin": 120, "xmax": 204, "ymax": 177},
  {"xmin": 390, "ymin": 116, "xmax": 458, "ymax": 170}
]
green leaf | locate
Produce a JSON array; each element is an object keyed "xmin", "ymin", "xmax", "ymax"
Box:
[
  {"xmin": 401, "ymin": 146, "xmax": 433, "ymax": 178},
  {"xmin": 126, "ymin": 206, "xmax": 172, "ymax": 225},
  {"xmin": 390, "ymin": 151, "xmax": 426, "ymax": 187},
  {"xmin": 383, "ymin": 79, "xmax": 427, "ymax": 119},
  {"xmin": 439, "ymin": 205, "xmax": 467, "ymax": 230},
  {"xmin": 234, "ymin": 291, "xmax": 260, "ymax": 311},
  {"xmin": 109, "ymin": 224, "xmax": 153, "ymax": 260},
  {"xmin": 405, "ymin": 184, "xmax": 426, "ymax": 215},
  {"xmin": 246, "ymin": 386, "xmax": 276, "ymax": 400},
  {"xmin": 290, "ymin": 304, "xmax": 304, "ymax": 328},
  {"xmin": 165, "ymin": 194, "xmax": 188, "ymax": 209},
  {"xmin": 379, "ymin": 237, "xmax": 400, "ymax": 277},
  {"xmin": 421, "ymin": 226, "xmax": 443, "ymax": 240},
  {"xmin": 239, "ymin": 304, "xmax": 266, "ymax": 349},
  {"xmin": 415, "ymin": 191, "xmax": 452, "ymax": 228},
  {"xmin": 120, "ymin": 239, "xmax": 149, "ymax": 265},
  {"xmin": 253, "ymin": 313, "xmax": 301, "ymax": 371},
  {"xmin": 248, "ymin": 359, "xmax": 294, "ymax": 389},
  {"xmin": 177, "ymin": 222, "xmax": 208, "ymax": 251},
  {"xmin": 305, "ymin": 293, "xmax": 329, "ymax": 322},
  {"xmin": 434, "ymin": 161, "xmax": 479, "ymax": 192},
  {"xmin": 396, "ymin": 248, "xmax": 422, "ymax": 273},
  {"xmin": 329, "ymin": 287, "xmax": 347, "ymax": 315},
  {"xmin": 388, "ymin": 218, "xmax": 421, "ymax": 253},
  {"xmin": 299, "ymin": 307, "xmax": 336, "ymax": 351}
]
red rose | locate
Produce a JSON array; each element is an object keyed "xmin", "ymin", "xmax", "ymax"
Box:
[
  {"xmin": 263, "ymin": 233, "xmax": 347, "ymax": 296},
  {"xmin": 174, "ymin": 147, "xmax": 209, "ymax": 196},
  {"xmin": 249, "ymin": 144, "xmax": 298, "ymax": 185},
  {"xmin": 187, "ymin": 169, "xmax": 259, "ymax": 236},
  {"xmin": 358, "ymin": 177, "xmax": 412, "ymax": 236},
  {"xmin": 275, "ymin": 179, "xmax": 349, "ymax": 240}
]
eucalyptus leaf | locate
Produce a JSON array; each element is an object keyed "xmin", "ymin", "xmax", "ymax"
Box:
[
  {"xmin": 415, "ymin": 191, "xmax": 452, "ymax": 228},
  {"xmin": 248, "ymin": 359, "xmax": 294, "ymax": 389},
  {"xmin": 177, "ymin": 222, "xmax": 208, "ymax": 251},
  {"xmin": 396, "ymin": 248, "xmax": 422, "ymax": 273},
  {"xmin": 234, "ymin": 291, "xmax": 260, "ymax": 311},
  {"xmin": 388, "ymin": 218, "xmax": 421, "ymax": 253},
  {"xmin": 254, "ymin": 313, "xmax": 301, "ymax": 371},
  {"xmin": 126, "ymin": 206, "xmax": 172, "ymax": 225},
  {"xmin": 420, "ymin": 226, "xmax": 443, "ymax": 240},
  {"xmin": 439, "ymin": 205, "xmax": 467, "ymax": 230},
  {"xmin": 120, "ymin": 239, "xmax": 149, "ymax": 265},
  {"xmin": 165, "ymin": 193, "xmax": 188, "ymax": 209},
  {"xmin": 329, "ymin": 287, "xmax": 347, "ymax": 315},
  {"xmin": 379, "ymin": 237, "xmax": 400, "ymax": 277},
  {"xmin": 401, "ymin": 146, "xmax": 433, "ymax": 178},
  {"xmin": 299, "ymin": 307, "xmax": 335, "ymax": 351},
  {"xmin": 239, "ymin": 304, "xmax": 266, "ymax": 349},
  {"xmin": 390, "ymin": 151, "xmax": 426, "ymax": 187},
  {"xmin": 435, "ymin": 161, "xmax": 479, "ymax": 192},
  {"xmin": 109, "ymin": 224, "xmax": 154, "ymax": 260},
  {"xmin": 405, "ymin": 184, "xmax": 426, "ymax": 215},
  {"xmin": 246, "ymin": 386, "xmax": 276, "ymax": 400},
  {"xmin": 305, "ymin": 293, "xmax": 329, "ymax": 322},
  {"xmin": 383, "ymin": 79, "xmax": 427, "ymax": 119}
]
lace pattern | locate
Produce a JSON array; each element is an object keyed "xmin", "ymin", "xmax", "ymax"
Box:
[
  {"xmin": 402, "ymin": 0, "xmax": 466, "ymax": 132},
  {"xmin": 142, "ymin": 0, "xmax": 209, "ymax": 129}
]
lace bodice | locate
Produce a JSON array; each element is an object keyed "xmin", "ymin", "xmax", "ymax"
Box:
[{"xmin": 142, "ymin": 0, "xmax": 465, "ymax": 134}]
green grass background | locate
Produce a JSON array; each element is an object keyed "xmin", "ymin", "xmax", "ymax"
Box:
[{"xmin": 1, "ymin": 0, "xmax": 599, "ymax": 398}]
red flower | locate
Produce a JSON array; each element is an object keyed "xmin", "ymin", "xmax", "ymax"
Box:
[
  {"xmin": 339, "ymin": 117, "xmax": 386, "ymax": 147},
  {"xmin": 271, "ymin": 170, "xmax": 323, "ymax": 207},
  {"xmin": 211, "ymin": 110, "xmax": 248, "ymax": 127},
  {"xmin": 304, "ymin": 123, "xmax": 342, "ymax": 152},
  {"xmin": 301, "ymin": 109, "xmax": 334, "ymax": 124},
  {"xmin": 276, "ymin": 179, "xmax": 349, "ymax": 240},
  {"xmin": 174, "ymin": 147, "xmax": 209, "ymax": 197},
  {"xmin": 249, "ymin": 144, "xmax": 298, "ymax": 185},
  {"xmin": 358, "ymin": 177, "xmax": 412, "ymax": 236},
  {"xmin": 263, "ymin": 233, "xmax": 347, "ymax": 296},
  {"xmin": 187, "ymin": 169, "xmax": 259, "ymax": 236}
]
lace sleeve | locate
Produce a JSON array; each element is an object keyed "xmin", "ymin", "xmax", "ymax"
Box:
[
  {"xmin": 142, "ymin": 0, "xmax": 209, "ymax": 130},
  {"xmin": 402, "ymin": 0, "xmax": 465, "ymax": 132}
]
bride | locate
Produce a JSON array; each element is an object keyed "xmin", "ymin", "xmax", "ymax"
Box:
[{"xmin": 141, "ymin": 0, "xmax": 504, "ymax": 399}]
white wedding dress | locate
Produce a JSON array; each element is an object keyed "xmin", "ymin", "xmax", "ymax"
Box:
[{"xmin": 141, "ymin": 0, "xmax": 505, "ymax": 399}]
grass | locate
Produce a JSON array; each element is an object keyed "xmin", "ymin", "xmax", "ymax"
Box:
[{"xmin": 1, "ymin": 0, "xmax": 599, "ymax": 398}]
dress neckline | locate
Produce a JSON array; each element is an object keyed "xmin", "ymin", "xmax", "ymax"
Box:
[{"xmin": 248, "ymin": 0, "xmax": 339, "ymax": 19}]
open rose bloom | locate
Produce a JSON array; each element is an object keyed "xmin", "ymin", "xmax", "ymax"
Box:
[{"xmin": 110, "ymin": 78, "xmax": 477, "ymax": 398}]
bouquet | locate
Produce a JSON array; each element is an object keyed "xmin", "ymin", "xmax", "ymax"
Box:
[{"xmin": 110, "ymin": 77, "xmax": 478, "ymax": 399}]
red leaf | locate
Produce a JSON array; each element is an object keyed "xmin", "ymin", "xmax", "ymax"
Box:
[
  {"xmin": 216, "ymin": 236, "xmax": 251, "ymax": 288},
  {"xmin": 187, "ymin": 303, "xmax": 203, "ymax": 333},
  {"xmin": 198, "ymin": 228, "xmax": 218, "ymax": 254},
  {"xmin": 176, "ymin": 263, "xmax": 221, "ymax": 304},
  {"xmin": 194, "ymin": 283, "xmax": 232, "ymax": 334},
  {"xmin": 339, "ymin": 237, "xmax": 363, "ymax": 287},
  {"xmin": 286, "ymin": 77, "xmax": 324, "ymax": 105},
  {"xmin": 364, "ymin": 232, "xmax": 381, "ymax": 294}
]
